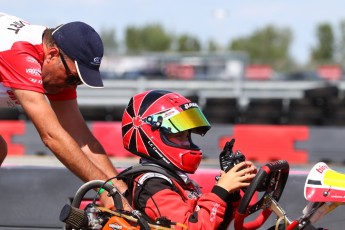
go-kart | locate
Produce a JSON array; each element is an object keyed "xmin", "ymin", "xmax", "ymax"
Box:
[
  {"xmin": 234, "ymin": 161, "xmax": 345, "ymax": 230},
  {"xmin": 59, "ymin": 160, "xmax": 345, "ymax": 229}
]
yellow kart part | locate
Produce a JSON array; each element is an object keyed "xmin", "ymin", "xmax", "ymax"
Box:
[{"xmin": 324, "ymin": 169, "xmax": 345, "ymax": 189}]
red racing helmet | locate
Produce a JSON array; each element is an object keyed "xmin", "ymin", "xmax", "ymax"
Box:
[{"xmin": 122, "ymin": 90, "xmax": 211, "ymax": 173}]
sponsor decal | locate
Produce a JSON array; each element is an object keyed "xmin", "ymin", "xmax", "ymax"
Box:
[
  {"xmin": 183, "ymin": 102, "xmax": 198, "ymax": 110},
  {"xmin": 210, "ymin": 203, "xmax": 220, "ymax": 221},
  {"xmin": 316, "ymin": 164, "xmax": 329, "ymax": 174},
  {"xmin": 28, "ymin": 78, "xmax": 42, "ymax": 84},
  {"xmin": 163, "ymin": 108, "xmax": 179, "ymax": 119},
  {"xmin": 108, "ymin": 223, "xmax": 121, "ymax": 229},
  {"xmin": 91, "ymin": 57, "xmax": 102, "ymax": 65},
  {"xmin": 7, "ymin": 20, "xmax": 26, "ymax": 34},
  {"xmin": 147, "ymin": 140, "xmax": 170, "ymax": 164},
  {"xmin": 26, "ymin": 68, "xmax": 41, "ymax": 76},
  {"xmin": 186, "ymin": 191, "xmax": 198, "ymax": 200},
  {"xmin": 148, "ymin": 141, "xmax": 163, "ymax": 158},
  {"xmin": 26, "ymin": 56, "xmax": 38, "ymax": 64}
]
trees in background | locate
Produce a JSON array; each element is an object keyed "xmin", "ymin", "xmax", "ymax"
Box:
[
  {"xmin": 310, "ymin": 23, "xmax": 335, "ymax": 64},
  {"xmin": 124, "ymin": 24, "xmax": 202, "ymax": 53},
  {"xmin": 100, "ymin": 28, "xmax": 118, "ymax": 54},
  {"xmin": 207, "ymin": 39, "xmax": 221, "ymax": 53},
  {"xmin": 125, "ymin": 24, "xmax": 172, "ymax": 53},
  {"xmin": 227, "ymin": 25, "xmax": 293, "ymax": 71},
  {"xmin": 99, "ymin": 20, "xmax": 345, "ymax": 70},
  {"xmin": 336, "ymin": 20, "xmax": 345, "ymax": 67},
  {"xmin": 176, "ymin": 34, "xmax": 201, "ymax": 52}
]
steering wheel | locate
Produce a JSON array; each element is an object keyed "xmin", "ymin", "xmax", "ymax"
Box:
[
  {"xmin": 234, "ymin": 160, "xmax": 290, "ymax": 230},
  {"xmin": 61, "ymin": 180, "xmax": 122, "ymax": 230}
]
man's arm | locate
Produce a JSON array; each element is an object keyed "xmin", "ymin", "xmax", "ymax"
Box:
[
  {"xmin": 49, "ymin": 98, "xmax": 124, "ymax": 182},
  {"xmin": 13, "ymin": 89, "xmax": 127, "ymax": 192}
]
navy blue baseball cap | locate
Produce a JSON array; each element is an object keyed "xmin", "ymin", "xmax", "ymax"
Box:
[{"xmin": 52, "ymin": 22, "xmax": 104, "ymax": 88}]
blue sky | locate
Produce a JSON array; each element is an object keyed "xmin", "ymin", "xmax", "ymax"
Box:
[{"xmin": 2, "ymin": 0, "xmax": 345, "ymax": 64}]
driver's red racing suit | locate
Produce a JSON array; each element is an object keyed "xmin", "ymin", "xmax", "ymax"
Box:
[{"xmin": 130, "ymin": 165, "xmax": 241, "ymax": 230}]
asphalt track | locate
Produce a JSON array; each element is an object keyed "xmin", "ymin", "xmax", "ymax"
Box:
[{"xmin": 2, "ymin": 156, "xmax": 345, "ymax": 230}]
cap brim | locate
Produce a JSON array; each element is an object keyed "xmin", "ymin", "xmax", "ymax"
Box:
[{"xmin": 75, "ymin": 61, "xmax": 104, "ymax": 88}]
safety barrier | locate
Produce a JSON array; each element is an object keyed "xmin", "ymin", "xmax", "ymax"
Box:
[{"xmin": 3, "ymin": 121, "xmax": 345, "ymax": 164}]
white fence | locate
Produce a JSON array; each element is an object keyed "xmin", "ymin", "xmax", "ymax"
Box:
[{"xmin": 76, "ymin": 78, "xmax": 344, "ymax": 108}]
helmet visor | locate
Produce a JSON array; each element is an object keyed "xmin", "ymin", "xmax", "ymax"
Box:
[{"xmin": 152, "ymin": 107, "xmax": 211, "ymax": 135}]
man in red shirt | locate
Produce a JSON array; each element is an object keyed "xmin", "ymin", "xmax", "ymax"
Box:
[{"xmin": 0, "ymin": 13, "xmax": 127, "ymax": 208}]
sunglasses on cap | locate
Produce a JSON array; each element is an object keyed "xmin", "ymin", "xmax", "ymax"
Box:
[{"xmin": 59, "ymin": 49, "xmax": 83, "ymax": 86}]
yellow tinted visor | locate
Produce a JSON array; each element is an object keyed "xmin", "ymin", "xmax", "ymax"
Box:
[{"xmin": 158, "ymin": 107, "xmax": 210, "ymax": 135}]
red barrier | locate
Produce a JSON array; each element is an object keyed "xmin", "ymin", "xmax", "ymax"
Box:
[
  {"xmin": 0, "ymin": 120, "xmax": 25, "ymax": 155},
  {"xmin": 92, "ymin": 122, "xmax": 134, "ymax": 157},
  {"xmin": 92, "ymin": 122, "xmax": 309, "ymax": 163},
  {"xmin": 245, "ymin": 65, "xmax": 273, "ymax": 80},
  {"xmin": 219, "ymin": 125, "xmax": 309, "ymax": 163},
  {"xmin": 317, "ymin": 65, "xmax": 342, "ymax": 81}
]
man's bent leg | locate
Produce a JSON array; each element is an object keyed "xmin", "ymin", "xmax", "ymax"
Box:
[{"xmin": 0, "ymin": 135, "xmax": 8, "ymax": 166}]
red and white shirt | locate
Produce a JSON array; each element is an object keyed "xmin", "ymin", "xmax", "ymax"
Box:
[{"xmin": 0, "ymin": 13, "xmax": 76, "ymax": 108}]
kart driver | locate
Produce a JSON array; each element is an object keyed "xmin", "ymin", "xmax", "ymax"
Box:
[{"xmin": 121, "ymin": 89, "xmax": 257, "ymax": 229}]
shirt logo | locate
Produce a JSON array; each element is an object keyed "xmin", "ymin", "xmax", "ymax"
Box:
[
  {"xmin": 26, "ymin": 56, "xmax": 39, "ymax": 64},
  {"xmin": 28, "ymin": 78, "xmax": 42, "ymax": 84},
  {"xmin": 7, "ymin": 20, "xmax": 26, "ymax": 34},
  {"xmin": 26, "ymin": 68, "xmax": 41, "ymax": 76}
]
